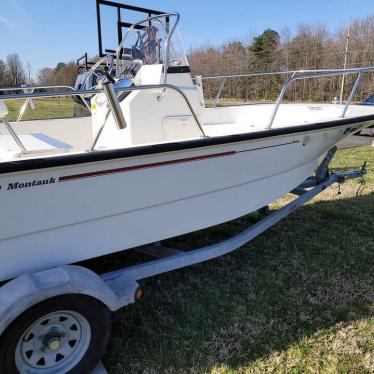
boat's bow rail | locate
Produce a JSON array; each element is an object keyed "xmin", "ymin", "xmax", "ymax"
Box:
[
  {"xmin": 1, "ymin": 66, "xmax": 374, "ymax": 159},
  {"xmin": 0, "ymin": 84, "xmax": 92, "ymax": 123},
  {"xmin": 0, "ymin": 81, "xmax": 206, "ymax": 157},
  {"xmin": 202, "ymin": 66, "xmax": 374, "ymax": 128}
]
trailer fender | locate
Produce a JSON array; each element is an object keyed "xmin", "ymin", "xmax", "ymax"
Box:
[{"xmin": 0, "ymin": 265, "xmax": 139, "ymax": 336}]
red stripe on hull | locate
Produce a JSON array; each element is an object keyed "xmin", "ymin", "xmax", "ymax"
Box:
[{"xmin": 59, "ymin": 151, "xmax": 236, "ymax": 182}]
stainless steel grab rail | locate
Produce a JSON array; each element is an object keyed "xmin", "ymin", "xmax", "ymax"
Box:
[
  {"xmin": 202, "ymin": 67, "xmax": 374, "ymax": 128},
  {"xmin": 266, "ymin": 67, "xmax": 374, "ymax": 129},
  {"xmin": 116, "ymin": 13, "xmax": 180, "ymax": 85},
  {"xmin": 202, "ymin": 70, "xmax": 299, "ymax": 80},
  {"xmin": 0, "ymin": 84, "xmax": 92, "ymax": 122},
  {"xmin": 17, "ymin": 87, "xmax": 35, "ymax": 123},
  {"xmin": 0, "ymin": 82, "xmax": 206, "ymax": 153},
  {"xmin": 0, "ymin": 84, "xmax": 81, "ymax": 92},
  {"xmin": 82, "ymin": 55, "xmax": 114, "ymax": 89},
  {"xmin": 202, "ymin": 70, "xmax": 297, "ymax": 108},
  {"xmin": 0, "ymin": 118, "xmax": 27, "ymax": 154}
]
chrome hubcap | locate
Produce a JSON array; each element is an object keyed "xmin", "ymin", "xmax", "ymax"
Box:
[{"xmin": 46, "ymin": 338, "xmax": 61, "ymax": 351}]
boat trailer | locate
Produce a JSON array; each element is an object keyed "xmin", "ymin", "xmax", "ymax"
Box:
[{"xmin": 0, "ymin": 149, "xmax": 367, "ymax": 373}]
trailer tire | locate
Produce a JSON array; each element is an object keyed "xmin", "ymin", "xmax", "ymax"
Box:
[{"xmin": 0, "ymin": 294, "xmax": 111, "ymax": 374}]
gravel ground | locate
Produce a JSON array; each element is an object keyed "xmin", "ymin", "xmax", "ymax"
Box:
[{"xmin": 338, "ymin": 134, "xmax": 373, "ymax": 149}]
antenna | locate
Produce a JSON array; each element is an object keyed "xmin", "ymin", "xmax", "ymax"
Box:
[{"xmin": 339, "ymin": 19, "xmax": 351, "ymax": 104}]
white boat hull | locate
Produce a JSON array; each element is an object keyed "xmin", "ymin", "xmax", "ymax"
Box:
[{"xmin": 0, "ymin": 122, "xmax": 368, "ymax": 280}]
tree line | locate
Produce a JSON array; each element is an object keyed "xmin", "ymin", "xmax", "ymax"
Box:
[
  {"xmin": 0, "ymin": 55, "xmax": 78, "ymax": 89},
  {"xmin": 188, "ymin": 15, "xmax": 374, "ymax": 102},
  {"xmin": 38, "ymin": 63, "xmax": 77, "ymax": 87},
  {"xmin": 1, "ymin": 14, "xmax": 374, "ymax": 103}
]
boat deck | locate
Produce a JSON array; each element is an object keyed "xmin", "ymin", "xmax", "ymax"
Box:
[{"xmin": 1, "ymin": 103, "xmax": 374, "ymax": 162}]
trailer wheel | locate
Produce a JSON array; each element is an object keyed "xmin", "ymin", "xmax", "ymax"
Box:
[{"xmin": 0, "ymin": 294, "xmax": 111, "ymax": 374}]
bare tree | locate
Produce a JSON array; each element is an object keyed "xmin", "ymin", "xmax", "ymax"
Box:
[
  {"xmin": 6, "ymin": 53, "xmax": 26, "ymax": 86},
  {"xmin": 0, "ymin": 60, "xmax": 7, "ymax": 86},
  {"xmin": 38, "ymin": 67, "xmax": 56, "ymax": 86}
]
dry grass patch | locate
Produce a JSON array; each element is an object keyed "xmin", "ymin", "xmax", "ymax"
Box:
[{"xmin": 238, "ymin": 319, "xmax": 374, "ymax": 374}]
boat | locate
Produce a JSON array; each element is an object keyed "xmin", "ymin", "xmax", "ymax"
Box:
[{"xmin": 0, "ymin": 2, "xmax": 373, "ymax": 283}]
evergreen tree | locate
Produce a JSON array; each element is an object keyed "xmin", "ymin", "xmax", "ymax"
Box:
[
  {"xmin": 249, "ymin": 29, "xmax": 280, "ymax": 69},
  {"xmin": 55, "ymin": 62, "xmax": 66, "ymax": 72}
]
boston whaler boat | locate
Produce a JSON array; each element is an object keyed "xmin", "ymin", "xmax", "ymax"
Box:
[
  {"xmin": 0, "ymin": 1, "xmax": 372, "ymax": 373},
  {"xmin": 1, "ymin": 5, "xmax": 373, "ymax": 282}
]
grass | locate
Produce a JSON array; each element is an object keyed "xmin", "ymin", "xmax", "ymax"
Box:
[
  {"xmin": 82, "ymin": 145, "xmax": 374, "ymax": 373},
  {"xmin": 4, "ymin": 96, "xmax": 371, "ymax": 371},
  {"xmin": 4, "ymin": 98, "xmax": 89, "ymax": 121},
  {"xmin": 5, "ymin": 94, "xmax": 371, "ymax": 371}
]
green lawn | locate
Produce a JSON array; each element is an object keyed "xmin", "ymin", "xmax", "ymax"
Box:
[
  {"xmin": 4, "ymin": 98, "xmax": 89, "ymax": 121},
  {"xmin": 3, "ymin": 98, "xmax": 372, "ymax": 372},
  {"xmin": 83, "ymin": 145, "xmax": 374, "ymax": 373}
]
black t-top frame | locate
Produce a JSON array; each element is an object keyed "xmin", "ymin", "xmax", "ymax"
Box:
[{"xmin": 96, "ymin": 0, "xmax": 166, "ymax": 57}]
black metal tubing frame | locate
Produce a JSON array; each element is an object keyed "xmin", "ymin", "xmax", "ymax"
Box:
[
  {"xmin": 76, "ymin": 53, "xmax": 88, "ymax": 73},
  {"xmin": 76, "ymin": 53, "xmax": 104, "ymax": 75},
  {"xmin": 96, "ymin": 0, "xmax": 166, "ymax": 57}
]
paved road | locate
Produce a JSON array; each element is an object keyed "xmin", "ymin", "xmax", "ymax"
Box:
[{"xmin": 338, "ymin": 134, "xmax": 373, "ymax": 149}]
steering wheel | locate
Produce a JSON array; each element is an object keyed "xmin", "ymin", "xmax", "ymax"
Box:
[{"xmin": 82, "ymin": 55, "xmax": 115, "ymax": 89}]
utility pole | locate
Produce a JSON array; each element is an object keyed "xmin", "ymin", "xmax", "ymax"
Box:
[
  {"xmin": 27, "ymin": 62, "xmax": 31, "ymax": 85},
  {"xmin": 339, "ymin": 20, "xmax": 350, "ymax": 103}
]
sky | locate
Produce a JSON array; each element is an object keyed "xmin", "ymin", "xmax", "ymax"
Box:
[{"xmin": 0, "ymin": 0, "xmax": 373, "ymax": 78}]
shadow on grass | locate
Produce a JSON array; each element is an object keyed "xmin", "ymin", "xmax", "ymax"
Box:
[{"xmin": 82, "ymin": 192, "xmax": 374, "ymax": 373}]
